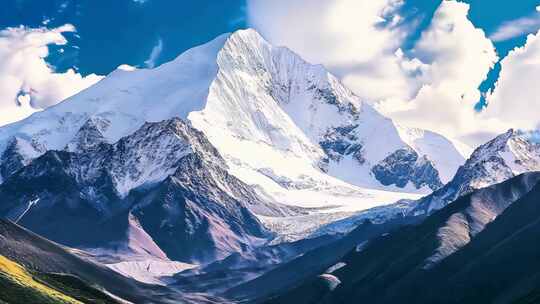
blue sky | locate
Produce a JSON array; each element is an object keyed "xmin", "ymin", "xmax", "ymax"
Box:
[{"xmin": 0, "ymin": 0, "xmax": 246, "ymax": 75}]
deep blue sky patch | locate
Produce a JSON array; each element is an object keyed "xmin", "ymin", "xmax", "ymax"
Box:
[{"xmin": 1, "ymin": 0, "xmax": 247, "ymax": 75}]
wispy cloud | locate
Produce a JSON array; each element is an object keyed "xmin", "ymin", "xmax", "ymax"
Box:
[
  {"xmin": 490, "ymin": 10, "xmax": 540, "ymax": 42},
  {"xmin": 229, "ymin": 5, "xmax": 247, "ymax": 26},
  {"xmin": 144, "ymin": 38, "xmax": 163, "ymax": 68}
]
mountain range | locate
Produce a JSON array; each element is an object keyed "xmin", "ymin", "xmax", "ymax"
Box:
[{"xmin": 0, "ymin": 29, "xmax": 539, "ymax": 304}]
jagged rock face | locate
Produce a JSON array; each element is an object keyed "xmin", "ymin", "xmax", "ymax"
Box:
[
  {"xmin": 106, "ymin": 118, "xmax": 221, "ymax": 197},
  {"xmin": 65, "ymin": 117, "xmax": 109, "ymax": 152},
  {"xmin": 371, "ymin": 147, "xmax": 443, "ymax": 191},
  {"xmin": 0, "ymin": 117, "xmax": 279, "ymax": 262},
  {"xmin": 319, "ymin": 125, "xmax": 364, "ymax": 167}
]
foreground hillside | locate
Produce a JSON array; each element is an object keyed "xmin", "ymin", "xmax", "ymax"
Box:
[
  {"xmin": 0, "ymin": 254, "xmax": 125, "ymax": 304},
  {"xmin": 0, "ymin": 255, "xmax": 82, "ymax": 304}
]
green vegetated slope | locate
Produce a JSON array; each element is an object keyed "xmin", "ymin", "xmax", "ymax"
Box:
[
  {"xmin": 0, "ymin": 254, "xmax": 82, "ymax": 304},
  {"xmin": 0, "ymin": 254, "xmax": 120, "ymax": 304}
]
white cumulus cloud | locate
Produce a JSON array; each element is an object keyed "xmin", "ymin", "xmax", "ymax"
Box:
[
  {"xmin": 0, "ymin": 25, "xmax": 102, "ymax": 126},
  {"xmin": 380, "ymin": 0, "xmax": 499, "ymax": 146},
  {"xmin": 484, "ymin": 30, "xmax": 540, "ymax": 131}
]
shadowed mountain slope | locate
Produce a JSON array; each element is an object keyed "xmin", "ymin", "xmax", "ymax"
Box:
[{"xmin": 266, "ymin": 172, "xmax": 540, "ymax": 304}]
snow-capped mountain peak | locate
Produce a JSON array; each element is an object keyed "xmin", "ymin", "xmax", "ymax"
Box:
[
  {"xmin": 0, "ymin": 29, "xmax": 464, "ymax": 215},
  {"xmin": 456, "ymin": 129, "xmax": 540, "ymax": 190},
  {"xmin": 412, "ymin": 128, "xmax": 540, "ymax": 214},
  {"xmin": 190, "ymin": 29, "xmax": 464, "ymax": 194}
]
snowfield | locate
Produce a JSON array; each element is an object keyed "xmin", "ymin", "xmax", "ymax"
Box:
[{"xmin": 106, "ymin": 259, "xmax": 197, "ymax": 286}]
